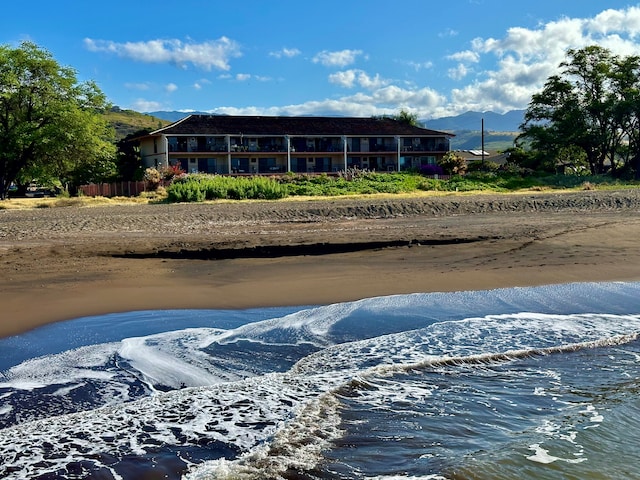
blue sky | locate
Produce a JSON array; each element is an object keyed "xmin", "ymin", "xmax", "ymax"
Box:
[{"xmin": 4, "ymin": 1, "xmax": 640, "ymax": 119}]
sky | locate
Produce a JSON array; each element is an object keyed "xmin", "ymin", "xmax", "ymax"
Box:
[{"xmin": 4, "ymin": 1, "xmax": 640, "ymax": 119}]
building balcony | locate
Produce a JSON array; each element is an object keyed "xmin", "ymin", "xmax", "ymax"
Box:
[{"xmin": 401, "ymin": 143, "xmax": 449, "ymax": 152}]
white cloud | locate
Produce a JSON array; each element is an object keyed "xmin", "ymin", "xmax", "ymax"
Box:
[
  {"xmin": 447, "ymin": 50, "xmax": 480, "ymax": 63},
  {"xmin": 587, "ymin": 7, "xmax": 640, "ymax": 36},
  {"xmin": 448, "ymin": 64, "xmax": 470, "ymax": 81},
  {"xmin": 440, "ymin": 5, "xmax": 640, "ymax": 115},
  {"xmin": 208, "ymin": 84, "xmax": 446, "ymax": 119},
  {"xmin": 124, "ymin": 82, "xmax": 150, "ymax": 91},
  {"xmin": 165, "ymin": 83, "xmax": 178, "ymax": 93},
  {"xmin": 193, "ymin": 78, "xmax": 211, "ymax": 90},
  {"xmin": 84, "ymin": 37, "xmax": 241, "ymax": 71},
  {"xmin": 131, "ymin": 99, "xmax": 164, "ymax": 112},
  {"xmin": 313, "ymin": 49, "xmax": 363, "ymax": 67},
  {"xmin": 405, "ymin": 60, "xmax": 434, "ymax": 71},
  {"xmin": 328, "ymin": 70, "xmax": 357, "ymax": 88},
  {"xmin": 329, "ymin": 69, "xmax": 389, "ymax": 90},
  {"xmin": 228, "ymin": 73, "xmax": 272, "ymax": 82},
  {"xmin": 269, "ymin": 47, "xmax": 301, "ymax": 58},
  {"xmin": 439, "ymin": 28, "xmax": 459, "ymax": 38}
]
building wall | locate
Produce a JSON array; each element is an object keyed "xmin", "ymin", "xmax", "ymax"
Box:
[
  {"xmin": 140, "ymin": 137, "xmax": 168, "ymax": 169},
  {"xmin": 140, "ymin": 131, "xmax": 451, "ymax": 174}
]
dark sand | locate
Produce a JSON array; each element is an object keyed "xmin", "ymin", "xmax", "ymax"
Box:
[{"xmin": 2, "ymin": 190, "xmax": 640, "ymax": 338}]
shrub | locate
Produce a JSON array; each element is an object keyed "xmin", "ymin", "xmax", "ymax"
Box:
[
  {"xmin": 167, "ymin": 181, "xmax": 203, "ymax": 202},
  {"xmin": 166, "ymin": 175, "xmax": 287, "ymax": 202},
  {"xmin": 437, "ymin": 152, "xmax": 467, "ymax": 175},
  {"xmin": 144, "ymin": 167, "xmax": 162, "ymax": 190},
  {"xmin": 443, "ymin": 176, "xmax": 498, "ymax": 192},
  {"xmin": 160, "ymin": 163, "xmax": 186, "ymax": 181},
  {"xmin": 417, "ymin": 178, "xmax": 444, "ymax": 191},
  {"xmin": 467, "ymin": 160, "xmax": 500, "ymax": 173}
]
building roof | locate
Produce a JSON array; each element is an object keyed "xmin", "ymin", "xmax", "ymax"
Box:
[
  {"xmin": 150, "ymin": 115, "xmax": 454, "ymax": 137},
  {"xmin": 456, "ymin": 150, "xmax": 510, "ymax": 165}
]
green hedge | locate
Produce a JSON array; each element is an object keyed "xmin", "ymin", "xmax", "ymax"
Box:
[
  {"xmin": 164, "ymin": 171, "xmax": 640, "ymax": 203},
  {"xmin": 281, "ymin": 172, "xmax": 422, "ymax": 196},
  {"xmin": 167, "ymin": 175, "xmax": 287, "ymax": 202}
]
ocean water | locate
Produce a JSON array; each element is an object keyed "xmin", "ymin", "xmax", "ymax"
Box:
[{"xmin": 1, "ymin": 282, "xmax": 639, "ymax": 479}]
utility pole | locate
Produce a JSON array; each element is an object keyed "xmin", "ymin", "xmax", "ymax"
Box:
[{"xmin": 481, "ymin": 117, "xmax": 485, "ymax": 169}]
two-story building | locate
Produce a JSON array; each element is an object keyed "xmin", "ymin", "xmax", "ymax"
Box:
[{"xmin": 139, "ymin": 115, "xmax": 453, "ymax": 174}]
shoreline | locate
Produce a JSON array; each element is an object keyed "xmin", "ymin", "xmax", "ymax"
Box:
[{"xmin": 2, "ymin": 190, "xmax": 640, "ymax": 338}]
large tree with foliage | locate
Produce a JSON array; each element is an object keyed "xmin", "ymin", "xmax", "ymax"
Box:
[
  {"xmin": 519, "ymin": 45, "xmax": 640, "ymax": 175},
  {"xmin": 374, "ymin": 109, "xmax": 421, "ymax": 127},
  {"xmin": 116, "ymin": 129, "xmax": 151, "ymax": 181},
  {"xmin": 0, "ymin": 42, "xmax": 115, "ymax": 198},
  {"xmin": 610, "ymin": 53, "xmax": 640, "ymax": 177}
]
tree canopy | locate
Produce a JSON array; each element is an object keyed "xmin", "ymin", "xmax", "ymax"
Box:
[
  {"xmin": 374, "ymin": 109, "xmax": 421, "ymax": 127},
  {"xmin": 0, "ymin": 42, "xmax": 116, "ymax": 198},
  {"xmin": 519, "ymin": 45, "xmax": 640, "ymax": 177}
]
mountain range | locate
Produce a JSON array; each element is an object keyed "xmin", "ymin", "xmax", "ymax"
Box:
[
  {"xmin": 140, "ymin": 109, "xmax": 526, "ymax": 152},
  {"xmin": 147, "ymin": 109, "xmax": 526, "ymax": 133},
  {"xmin": 422, "ymin": 110, "xmax": 525, "ymax": 132}
]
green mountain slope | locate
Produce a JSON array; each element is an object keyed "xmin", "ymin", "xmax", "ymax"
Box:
[
  {"xmin": 105, "ymin": 107, "xmax": 171, "ymax": 140},
  {"xmin": 451, "ymin": 130, "xmax": 519, "ymax": 152}
]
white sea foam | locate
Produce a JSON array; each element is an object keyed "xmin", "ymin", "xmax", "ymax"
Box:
[
  {"xmin": 0, "ymin": 343, "xmax": 119, "ymax": 391},
  {"xmin": 117, "ymin": 329, "xmax": 226, "ymax": 388},
  {"xmin": 527, "ymin": 443, "xmax": 587, "ymax": 464},
  {"xmin": 1, "ymin": 282, "xmax": 640, "ymax": 479},
  {"xmin": 184, "ymin": 312, "xmax": 640, "ymax": 479},
  {"xmin": 581, "ymin": 404, "xmax": 604, "ymax": 423}
]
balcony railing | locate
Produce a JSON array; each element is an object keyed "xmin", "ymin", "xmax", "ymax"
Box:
[{"xmin": 166, "ymin": 136, "xmax": 450, "ymax": 154}]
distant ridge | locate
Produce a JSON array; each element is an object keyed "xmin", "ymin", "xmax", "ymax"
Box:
[
  {"xmin": 148, "ymin": 111, "xmax": 214, "ymax": 122},
  {"xmin": 148, "ymin": 109, "xmax": 526, "ymax": 132},
  {"xmin": 422, "ymin": 110, "xmax": 525, "ymax": 133}
]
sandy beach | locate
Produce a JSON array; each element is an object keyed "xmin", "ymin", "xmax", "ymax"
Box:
[{"xmin": 1, "ymin": 189, "xmax": 640, "ymax": 338}]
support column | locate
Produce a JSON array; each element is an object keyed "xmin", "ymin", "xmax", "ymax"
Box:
[
  {"xmin": 163, "ymin": 135, "xmax": 169, "ymax": 169},
  {"xmin": 226, "ymin": 135, "xmax": 231, "ymax": 174},
  {"xmin": 342, "ymin": 135, "xmax": 347, "ymax": 170},
  {"xmin": 286, "ymin": 135, "xmax": 291, "ymax": 172}
]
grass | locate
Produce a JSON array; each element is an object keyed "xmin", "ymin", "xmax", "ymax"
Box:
[
  {"xmin": 0, "ymin": 195, "xmax": 152, "ymax": 209},
  {"xmin": 103, "ymin": 108, "xmax": 170, "ymax": 140},
  {"xmin": 162, "ymin": 171, "xmax": 640, "ymax": 202}
]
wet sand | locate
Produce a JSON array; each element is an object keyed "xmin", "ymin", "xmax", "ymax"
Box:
[{"xmin": 2, "ymin": 190, "xmax": 640, "ymax": 338}]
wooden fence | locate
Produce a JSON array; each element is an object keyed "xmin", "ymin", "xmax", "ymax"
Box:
[{"xmin": 79, "ymin": 181, "xmax": 148, "ymax": 197}]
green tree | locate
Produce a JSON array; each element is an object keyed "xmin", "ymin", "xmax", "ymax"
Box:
[
  {"xmin": 116, "ymin": 129, "xmax": 150, "ymax": 181},
  {"xmin": 610, "ymin": 54, "xmax": 640, "ymax": 178},
  {"xmin": 394, "ymin": 109, "xmax": 420, "ymax": 126},
  {"xmin": 519, "ymin": 46, "xmax": 620, "ymax": 174},
  {"xmin": 375, "ymin": 109, "xmax": 421, "ymax": 127},
  {"xmin": 0, "ymin": 41, "xmax": 115, "ymax": 198},
  {"xmin": 556, "ymin": 145, "xmax": 589, "ymax": 174}
]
